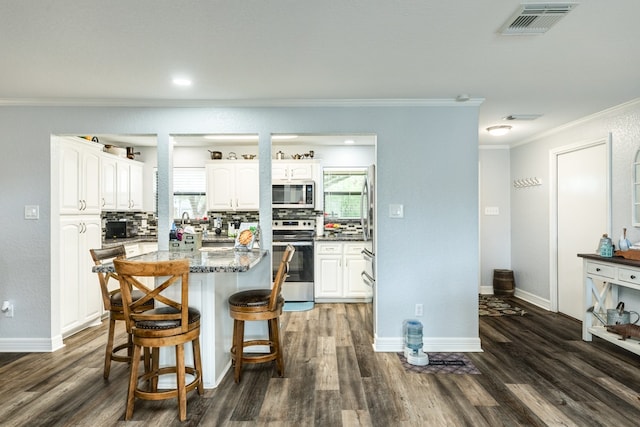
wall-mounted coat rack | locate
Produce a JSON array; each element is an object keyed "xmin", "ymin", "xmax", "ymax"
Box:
[{"xmin": 513, "ymin": 177, "xmax": 541, "ymax": 188}]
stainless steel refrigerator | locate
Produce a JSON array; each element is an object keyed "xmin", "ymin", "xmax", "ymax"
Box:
[{"xmin": 361, "ymin": 165, "xmax": 376, "ymax": 335}]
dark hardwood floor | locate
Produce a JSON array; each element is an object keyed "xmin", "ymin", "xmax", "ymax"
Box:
[{"xmin": 1, "ymin": 298, "xmax": 639, "ymax": 426}]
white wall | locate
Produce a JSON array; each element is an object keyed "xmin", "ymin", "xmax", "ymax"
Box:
[
  {"xmin": 479, "ymin": 147, "xmax": 511, "ymax": 291},
  {"xmin": 510, "ymin": 99, "xmax": 640, "ymax": 310},
  {"xmin": 0, "ymin": 103, "xmax": 481, "ymax": 352}
]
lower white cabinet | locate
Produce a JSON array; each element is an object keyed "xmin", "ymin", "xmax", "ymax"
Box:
[
  {"xmin": 59, "ymin": 216, "xmax": 102, "ymax": 337},
  {"xmin": 315, "ymin": 241, "xmax": 372, "ymax": 302}
]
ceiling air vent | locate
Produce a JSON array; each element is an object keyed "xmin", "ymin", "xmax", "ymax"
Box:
[{"xmin": 499, "ymin": 3, "xmax": 578, "ymax": 35}]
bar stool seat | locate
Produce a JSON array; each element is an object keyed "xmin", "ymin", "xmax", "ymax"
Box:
[{"xmin": 228, "ymin": 245, "xmax": 294, "ymax": 383}]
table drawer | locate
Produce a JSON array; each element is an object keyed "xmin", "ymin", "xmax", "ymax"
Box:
[
  {"xmin": 586, "ymin": 261, "xmax": 615, "ymax": 279},
  {"xmin": 618, "ymin": 267, "xmax": 640, "ymax": 285}
]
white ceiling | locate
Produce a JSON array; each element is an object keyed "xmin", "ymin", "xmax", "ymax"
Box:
[{"xmin": 3, "ymin": 1, "xmax": 640, "ymax": 146}]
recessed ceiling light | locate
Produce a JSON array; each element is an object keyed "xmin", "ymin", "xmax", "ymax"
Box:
[
  {"xmin": 344, "ymin": 139, "xmax": 355, "ymax": 145},
  {"xmin": 172, "ymin": 77, "xmax": 192, "ymax": 87},
  {"xmin": 486, "ymin": 125, "xmax": 512, "ymax": 136}
]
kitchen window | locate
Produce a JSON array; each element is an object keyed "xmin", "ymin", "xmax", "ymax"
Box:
[
  {"xmin": 154, "ymin": 168, "xmax": 207, "ymax": 219},
  {"xmin": 323, "ymin": 168, "xmax": 366, "ymax": 219}
]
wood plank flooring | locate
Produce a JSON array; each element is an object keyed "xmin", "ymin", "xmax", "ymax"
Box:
[{"xmin": 1, "ymin": 298, "xmax": 639, "ymax": 426}]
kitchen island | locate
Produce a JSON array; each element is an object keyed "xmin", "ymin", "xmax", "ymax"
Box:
[{"xmin": 93, "ymin": 248, "xmax": 269, "ymax": 388}]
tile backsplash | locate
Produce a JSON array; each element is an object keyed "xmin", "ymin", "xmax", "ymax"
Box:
[{"xmin": 102, "ymin": 211, "xmax": 157, "ymax": 238}]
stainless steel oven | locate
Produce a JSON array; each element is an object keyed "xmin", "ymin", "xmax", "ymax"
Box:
[{"xmin": 272, "ymin": 219, "xmax": 315, "ymax": 302}]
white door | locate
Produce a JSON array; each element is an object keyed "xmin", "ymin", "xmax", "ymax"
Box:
[{"xmin": 557, "ymin": 142, "xmax": 608, "ymax": 319}]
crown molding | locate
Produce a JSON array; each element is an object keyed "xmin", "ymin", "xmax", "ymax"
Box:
[{"xmin": 0, "ymin": 97, "xmax": 485, "ymax": 108}]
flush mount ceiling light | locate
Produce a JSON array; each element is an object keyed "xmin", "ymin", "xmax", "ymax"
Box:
[
  {"xmin": 487, "ymin": 125, "xmax": 512, "ymax": 136},
  {"xmin": 172, "ymin": 77, "xmax": 192, "ymax": 87}
]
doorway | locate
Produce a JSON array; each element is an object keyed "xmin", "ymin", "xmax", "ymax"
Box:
[{"xmin": 551, "ymin": 136, "xmax": 610, "ymax": 319}]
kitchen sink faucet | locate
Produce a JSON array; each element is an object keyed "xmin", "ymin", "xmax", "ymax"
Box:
[{"xmin": 181, "ymin": 211, "xmax": 190, "ymax": 225}]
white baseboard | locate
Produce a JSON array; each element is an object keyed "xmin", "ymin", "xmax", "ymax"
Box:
[
  {"xmin": 514, "ymin": 288, "xmax": 551, "ymax": 311},
  {"xmin": 479, "ymin": 285, "xmax": 494, "ymax": 295},
  {"xmin": 373, "ymin": 335, "xmax": 482, "ymax": 352},
  {"xmin": 0, "ymin": 335, "xmax": 65, "ymax": 352}
]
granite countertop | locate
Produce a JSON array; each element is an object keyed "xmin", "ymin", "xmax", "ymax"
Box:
[
  {"xmin": 93, "ymin": 249, "xmax": 268, "ymax": 274},
  {"xmin": 102, "ymin": 236, "xmax": 158, "ymax": 248},
  {"xmin": 315, "ymin": 233, "xmax": 366, "ymax": 242}
]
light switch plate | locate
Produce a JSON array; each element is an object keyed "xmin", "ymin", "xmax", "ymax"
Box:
[
  {"xmin": 25, "ymin": 205, "xmax": 39, "ymax": 220},
  {"xmin": 484, "ymin": 206, "xmax": 500, "ymax": 216},
  {"xmin": 389, "ymin": 204, "xmax": 404, "ymax": 218}
]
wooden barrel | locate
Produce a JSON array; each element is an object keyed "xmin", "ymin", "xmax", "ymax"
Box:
[{"xmin": 493, "ymin": 269, "xmax": 515, "ymax": 296}]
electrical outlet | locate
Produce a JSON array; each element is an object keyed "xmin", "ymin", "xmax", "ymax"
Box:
[
  {"xmin": 415, "ymin": 303, "xmax": 423, "ymax": 316},
  {"xmin": 2, "ymin": 301, "xmax": 14, "ymax": 318}
]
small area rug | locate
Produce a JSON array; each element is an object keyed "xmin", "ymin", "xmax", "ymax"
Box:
[
  {"xmin": 396, "ymin": 352, "xmax": 481, "ymax": 375},
  {"xmin": 479, "ymin": 294, "xmax": 526, "ymax": 317},
  {"xmin": 283, "ymin": 301, "xmax": 314, "ymax": 312}
]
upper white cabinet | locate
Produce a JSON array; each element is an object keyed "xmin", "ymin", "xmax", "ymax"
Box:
[
  {"xmin": 57, "ymin": 137, "xmax": 102, "ymax": 215},
  {"xmin": 100, "ymin": 154, "xmax": 117, "ymax": 210},
  {"xmin": 115, "ymin": 157, "xmax": 144, "ymax": 211},
  {"xmin": 272, "ymin": 160, "xmax": 315, "ymax": 181},
  {"xmin": 206, "ymin": 161, "xmax": 259, "ymax": 211}
]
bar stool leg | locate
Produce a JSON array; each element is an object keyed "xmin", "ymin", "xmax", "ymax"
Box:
[
  {"xmin": 176, "ymin": 343, "xmax": 187, "ymax": 421},
  {"xmin": 233, "ymin": 319, "xmax": 245, "ymax": 383},
  {"xmin": 104, "ymin": 317, "xmax": 117, "ymax": 379}
]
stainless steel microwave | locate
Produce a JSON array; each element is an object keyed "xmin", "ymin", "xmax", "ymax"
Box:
[{"xmin": 272, "ymin": 181, "xmax": 315, "ymax": 208}]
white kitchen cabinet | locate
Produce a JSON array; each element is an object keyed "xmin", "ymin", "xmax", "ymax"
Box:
[
  {"xmin": 59, "ymin": 216, "xmax": 102, "ymax": 337},
  {"xmin": 343, "ymin": 243, "xmax": 371, "ymax": 298},
  {"xmin": 315, "ymin": 241, "xmax": 372, "ymax": 301},
  {"xmin": 57, "ymin": 137, "xmax": 102, "ymax": 215},
  {"xmin": 206, "ymin": 161, "xmax": 259, "ymax": 211},
  {"xmin": 100, "ymin": 154, "xmax": 117, "ymax": 210},
  {"xmin": 272, "ymin": 160, "xmax": 314, "ymax": 181},
  {"xmin": 116, "ymin": 158, "xmax": 144, "ymax": 211}
]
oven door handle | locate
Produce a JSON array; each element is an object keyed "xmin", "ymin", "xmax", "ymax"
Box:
[{"xmin": 272, "ymin": 241, "xmax": 313, "ymax": 247}]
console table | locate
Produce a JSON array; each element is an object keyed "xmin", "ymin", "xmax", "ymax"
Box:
[{"xmin": 578, "ymin": 253, "xmax": 640, "ymax": 356}]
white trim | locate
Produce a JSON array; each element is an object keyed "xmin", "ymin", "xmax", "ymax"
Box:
[
  {"xmin": 0, "ymin": 336, "xmax": 65, "ymax": 352},
  {"xmin": 512, "ymin": 98, "xmax": 640, "ymax": 148},
  {"xmin": 373, "ymin": 336, "xmax": 482, "ymax": 352},
  {"xmin": 478, "ymin": 145, "xmax": 510, "ymax": 150},
  {"xmin": 514, "ymin": 288, "xmax": 551, "ymax": 311},
  {"xmin": 0, "ymin": 97, "xmax": 485, "ymax": 108}
]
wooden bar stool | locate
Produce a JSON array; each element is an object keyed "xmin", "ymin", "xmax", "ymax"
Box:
[
  {"xmin": 114, "ymin": 258, "xmax": 203, "ymax": 422},
  {"xmin": 90, "ymin": 246, "xmax": 154, "ymax": 379},
  {"xmin": 228, "ymin": 245, "xmax": 295, "ymax": 383}
]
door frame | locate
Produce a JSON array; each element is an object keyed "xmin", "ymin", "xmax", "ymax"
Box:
[{"xmin": 548, "ymin": 133, "xmax": 612, "ymax": 312}]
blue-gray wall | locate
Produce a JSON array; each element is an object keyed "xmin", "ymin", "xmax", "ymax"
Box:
[{"xmin": 0, "ymin": 102, "xmax": 480, "ymax": 351}]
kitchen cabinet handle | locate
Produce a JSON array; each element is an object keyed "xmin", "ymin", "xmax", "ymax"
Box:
[
  {"xmin": 101, "ymin": 198, "xmax": 105, "ymax": 207},
  {"xmin": 632, "ymin": 275, "xmax": 637, "ymax": 280},
  {"xmin": 229, "ymin": 199, "xmax": 233, "ymax": 208},
  {"xmin": 596, "ymin": 268, "xmax": 601, "ymax": 272}
]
